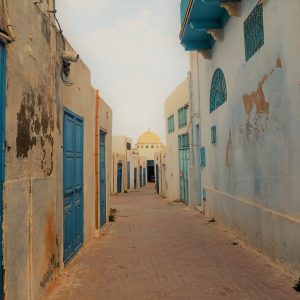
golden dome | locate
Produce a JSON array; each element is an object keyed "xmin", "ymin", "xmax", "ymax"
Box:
[{"xmin": 137, "ymin": 131, "xmax": 161, "ymax": 144}]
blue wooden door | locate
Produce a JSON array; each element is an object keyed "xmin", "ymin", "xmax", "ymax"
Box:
[
  {"xmin": 63, "ymin": 109, "xmax": 84, "ymax": 263},
  {"xmin": 117, "ymin": 163, "xmax": 122, "ymax": 193},
  {"xmin": 178, "ymin": 134, "xmax": 190, "ymax": 203},
  {"xmin": 134, "ymin": 168, "xmax": 137, "ymax": 189},
  {"xmin": 143, "ymin": 168, "xmax": 146, "ymax": 186},
  {"xmin": 127, "ymin": 162, "xmax": 130, "ymax": 190},
  {"xmin": 139, "ymin": 166, "xmax": 142, "ymax": 188},
  {"xmin": 0, "ymin": 41, "xmax": 6, "ymax": 300},
  {"xmin": 156, "ymin": 165, "xmax": 159, "ymax": 194},
  {"xmin": 99, "ymin": 131, "xmax": 106, "ymax": 227}
]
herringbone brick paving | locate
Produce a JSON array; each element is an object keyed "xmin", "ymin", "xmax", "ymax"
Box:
[{"xmin": 45, "ymin": 186, "xmax": 299, "ymax": 300}]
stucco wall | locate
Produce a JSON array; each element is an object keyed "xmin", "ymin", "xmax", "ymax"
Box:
[
  {"xmin": 164, "ymin": 78, "xmax": 189, "ymax": 201},
  {"xmin": 190, "ymin": 0, "xmax": 300, "ymax": 274},
  {"xmin": 3, "ymin": 2, "xmax": 57, "ymax": 299},
  {"xmin": 1, "ymin": 1, "xmax": 113, "ymax": 298}
]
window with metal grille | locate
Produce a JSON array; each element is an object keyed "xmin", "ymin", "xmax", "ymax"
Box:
[
  {"xmin": 168, "ymin": 115, "xmax": 174, "ymax": 133},
  {"xmin": 178, "ymin": 134, "xmax": 189, "ymax": 149},
  {"xmin": 201, "ymin": 147, "xmax": 206, "ymax": 167},
  {"xmin": 211, "ymin": 126, "xmax": 216, "ymax": 145},
  {"xmin": 244, "ymin": 4, "xmax": 264, "ymax": 61},
  {"xmin": 210, "ymin": 68, "xmax": 227, "ymax": 113},
  {"xmin": 178, "ymin": 105, "xmax": 188, "ymax": 128}
]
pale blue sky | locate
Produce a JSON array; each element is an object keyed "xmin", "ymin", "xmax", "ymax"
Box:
[{"xmin": 56, "ymin": 0, "xmax": 189, "ymax": 143}]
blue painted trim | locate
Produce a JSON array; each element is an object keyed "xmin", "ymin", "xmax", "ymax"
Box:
[{"xmin": 0, "ymin": 40, "xmax": 6, "ymax": 300}]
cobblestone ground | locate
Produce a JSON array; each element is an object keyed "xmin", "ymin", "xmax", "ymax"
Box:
[{"xmin": 45, "ymin": 186, "xmax": 299, "ymax": 300}]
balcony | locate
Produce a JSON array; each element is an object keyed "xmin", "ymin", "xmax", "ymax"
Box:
[{"xmin": 179, "ymin": 0, "xmax": 241, "ymax": 51}]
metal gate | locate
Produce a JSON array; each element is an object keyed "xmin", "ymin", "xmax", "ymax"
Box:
[
  {"xmin": 0, "ymin": 41, "xmax": 6, "ymax": 299},
  {"xmin": 99, "ymin": 131, "xmax": 106, "ymax": 227},
  {"xmin": 156, "ymin": 165, "xmax": 159, "ymax": 194},
  {"xmin": 63, "ymin": 109, "xmax": 84, "ymax": 263},
  {"xmin": 178, "ymin": 134, "xmax": 190, "ymax": 203},
  {"xmin": 117, "ymin": 163, "xmax": 122, "ymax": 193},
  {"xmin": 134, "ymin": 167, "xmax": 137, "ymax": 189}
]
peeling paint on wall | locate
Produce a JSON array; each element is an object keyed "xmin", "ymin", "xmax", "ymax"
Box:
[
  {"xmin": 241, "ymin": 57, "xmax": 283, "ymax": 142},
  {"xmin": 16, "ymin": 86, "xmax": 54, "ymax": 176}
]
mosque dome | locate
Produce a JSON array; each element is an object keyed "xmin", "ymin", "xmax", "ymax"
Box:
[{"xmin": 137, "ymin": 131, "xmax": 161, "ymax": 144}]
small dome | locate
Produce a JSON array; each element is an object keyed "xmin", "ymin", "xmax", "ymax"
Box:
[{"xmin": 137, "ymin": 131, "xmax": 161, "ymax": 144}]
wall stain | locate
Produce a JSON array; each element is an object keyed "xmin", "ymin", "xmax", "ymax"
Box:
[
  {"xmin": 225, "ymin": 129, "xmax": 232, "ymax": 167},
  {"xmin": 16, "ymin": 86, "xmax": 54, "ymax": 175},
  {"xmin": 41, "ymin": 15, "xmax": 51, "ymax": 45},
  {"xmin": 40, "ymin": 212, "xmax": 56, "ymax": 288}
]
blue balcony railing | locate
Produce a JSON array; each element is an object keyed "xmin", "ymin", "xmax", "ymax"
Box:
[
  {"xmin": 179, "ymin": 0, "xmax": 241, "ymax": 51},
  {"xmin": 180, "ymin": 0, "xmax": 190, "ymax": 25}
]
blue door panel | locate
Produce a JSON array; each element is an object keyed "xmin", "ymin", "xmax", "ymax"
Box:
[
  {"xmin": 127, "ymin": 162, "xmax": 130, "ymax": 190},
  {"xmin": 63, "ymin": 109, "xmax": 84, "ymax": 263},
  {"xmin": 0, "ymin": 41, "xmax": 6, "ymax": 298},
  {"xmin": 117, "ymin": 163, "xmax": 122, "ymax": 193},
  {"xmin": 99, "ymin": 131, "xmax": 106, "ymax": 227},
  {"xmin": 140, "ymin": 166, "xmax": 142, "ymax": 187},
  {"xmin": 178, "ymin": 134, "xmax": 190, "ymax": 203},
  {"xmin": 134, "ymin": 168, "xmax": 137, "ymax": 189}
]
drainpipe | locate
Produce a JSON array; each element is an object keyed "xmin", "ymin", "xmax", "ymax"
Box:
[
  {"xmin": 95, "ymin": 90, "xmax": 100, "ymax": 229},
  {"xmin": 2, "ymin": 0, "xmax": 15, "ymax": 42}
]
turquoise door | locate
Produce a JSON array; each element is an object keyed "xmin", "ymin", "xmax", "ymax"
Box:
[
  {"xmin": 117, "ymin": 163, "xmax": 122, "ymax": 193},
  {"xmin": 99, "ymin": 131, "xmax": 106, "ymax": 227},
  {"xmin": 0, "ymin": 41, "xmax": 6, "ymax": 299},
  {"xmin": 127, "ymin": 162, "xmax": 130, "ymax": 189},
  {"xmin": 63, "ymin": 109, "xmax": 84, "ymax": 263},
  {"xmin": 139, "ymin": 166, "xmax": 142, "ymax": 187},
  {"xmin": 156, "ymin": 165, "xmax": 159, "ymax": 194},
  {"xmin": 178, "ymin": 134, "xmax": 190, "ymax": 203},
  {"xmin": 134, "ymin": 168, "xmax": 137, "ymax": 189}
]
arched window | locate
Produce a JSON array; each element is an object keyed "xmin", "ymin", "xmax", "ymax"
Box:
[{"xmin": 210, "ymin": 68, "xmax": 227, "ymax": 113}]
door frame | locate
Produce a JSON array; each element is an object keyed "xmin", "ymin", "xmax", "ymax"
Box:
[
  {"xmin": 0, "ymin": 40, "xmax": 6, "ymax": 300},
  {"xmin": 63, "ymin": 107, "xmax": 84, "ymax": 263}
]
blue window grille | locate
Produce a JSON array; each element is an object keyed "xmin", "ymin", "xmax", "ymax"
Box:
[
  {"xmin": 211, "ymin": 126, "xmax": 216, "ymax": 145},
  {"xmin": 210, "ymin": 68, "xmax": 227, "ymax": 113},
  {"xmin": 168, "ymin": 115, "xmax": 174, "ymax": 133},
  {"xmin": 201, "ymin": 147, "xmax": 206, "ymax": 167},
  {"xmin": 178, "ymin": 105, "xmax": 187, "ymax": 128},
  {"xmin": 244, "ymin": 4, "xmax": 264, "ymax": 61}
]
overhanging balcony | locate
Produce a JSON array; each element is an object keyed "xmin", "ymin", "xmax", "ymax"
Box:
[{"xmin": 180, "ymin": 0, "xmax": 241, "ymax": 51}]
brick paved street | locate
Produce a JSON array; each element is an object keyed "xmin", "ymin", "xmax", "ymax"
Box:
[{"xmin": 45, "ymin": 186, "xmax": 299, "ymax": 300}]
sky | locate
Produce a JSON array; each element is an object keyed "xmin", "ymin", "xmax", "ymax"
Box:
[{"xmin": 56, "ymin": 0, "xmax": 189, "ymax": 143}]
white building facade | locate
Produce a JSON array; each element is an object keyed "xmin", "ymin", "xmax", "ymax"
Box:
[{"xmin": 180, "ymin": 0, "xmax": 300, "ymax": 275}]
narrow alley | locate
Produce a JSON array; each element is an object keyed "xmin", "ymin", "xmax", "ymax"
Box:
[{"xmin": 45, "ymin": 186, "xmax": 297, "ymax": 300}]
